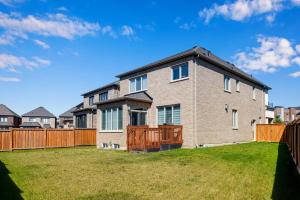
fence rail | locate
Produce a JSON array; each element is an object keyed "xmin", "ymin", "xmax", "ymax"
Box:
[
  {"xmin": 0, "ymin": 128, "xmax": 96, "ymax": 151},
  {"xmin": 127, "ymin": 125, "xmax": 183, "ymax": 151}
]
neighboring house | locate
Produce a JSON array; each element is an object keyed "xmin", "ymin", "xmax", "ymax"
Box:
[
  {"xmin": 59, "ymin": 104, "xmax": 80, "ymax": 128},
  {"xmin": 90, "ymin": 46, "xmax": 270, "ymax": 150},
  {"xmin": 0, "ymin": 104, "xmax": 21, "ymax": 130},
  {"xmin": 20, "ymin": 107, "xmax": 56, "ymax": 128},
  {"xmin": 274, "ymin": 106, "xmax": 300, "ymax": 123},
  {"xmin": 73, "ymin": 82, "xmax": 119, "ymax": 128}
]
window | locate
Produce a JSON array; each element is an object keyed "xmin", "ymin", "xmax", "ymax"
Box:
[
  {"xmin": 41, "ymin": 118, "xmax": 49, "ymax": 123},
  {"xmin": 236, "ymin": 80, "xmax": 240, "ymax": 92},
  {"xmin": 102, "ymin": 107, "xmax": 123, "ymax": 131},
  {"xmin": 0, "ymin": 117, "xmax": 7, "ymax": 122},
  {"xmin": 157, "ymin": 105, "xmax": 181, "ymax": 125},
  {"xmin": 76, "ymin": 114, "xmax": 87, "ymax": 128},
  {"xmin": 130, "ymin": 111, "xmax": 147, "ymax": 126},
  {"xmin": 89, "ymin": 96, "xmax": 94, "ymax": 106},
  {"xmin": 99, "ymin": 92, "xmax": 108, "ymax": 102},
  {"xmin": 29, "ymin": 117, "xmax": 38, "ymax": 122},
  {"xmin": 172, "ymin": 63, "xmax": 189, "ymax": 81},
  {"xmin": 224, "ymin": 75, "xmax": 231, "ymax": 92},
  {"xmin": 102, "ymin": 143, "xmax": 108, "ymax": 148},
  {"xmin": 113, "ymin": 144, "xmax": 120, "ymax": 149},
  {"xmin": 232, "ymin": 110, "xmax": 238, "ymax": 129},
  {"xmin": 252, "ymin": 87, "xmax": 256, "ymax": 100},
  {"xmin": 129, "ymin": 75, "xmax": 147, "ymax": 93}
]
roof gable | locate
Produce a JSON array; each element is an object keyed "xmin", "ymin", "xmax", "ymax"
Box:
[
  {"xmin": 0, "ymin": 104, "xmax": 20, "ymax": 117},
  {"xmin": 22, "ymin": 107, "xmax": 56, "ymax": 118}
]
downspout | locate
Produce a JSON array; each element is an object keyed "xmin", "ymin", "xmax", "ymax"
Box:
[{"xmin": 193, "ymin": 55, "xmax": 199, "ymax": 148}]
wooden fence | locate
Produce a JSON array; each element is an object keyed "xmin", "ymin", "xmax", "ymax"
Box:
[
  {"xmin": 256, "ymin": 121, "xmax": 300, "ymax": 172},
  {"xmin": 256, "ymin": 124, "xmax": 286, "ymax": 142},
  {"xmin": 0, "ymin": 128, "xmax": 96, "ymax": 151},
  {"xmin": 127, "ymin": 125, "xmax": 183, "ymax": 151}
]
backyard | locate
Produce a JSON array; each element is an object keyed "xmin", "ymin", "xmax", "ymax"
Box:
[{"xmin": 0, "ymin": 142, "xmax": 300, "ymax": 200}]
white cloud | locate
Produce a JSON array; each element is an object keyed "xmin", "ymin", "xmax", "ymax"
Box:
[
  {"xmin": 121, "ymin": 25, "xmax": 134, "ymax": 36},
  {"xmin": 57, "ymin": 6, "xmax": 68, "ymax": 11},
  {"xmin": 296, "ymin": 44, "xmax": 300, "ymax": 53},
  {"xmin": 290, "ymin": 71, "xmax": 300, "ymax": 77},
  {"xmin": 0, "ymin": 12, "xmax": 100, "ymax": 44},
  {"xmin": 0, "ymin": 0, "xmax": 23, "ymax": 7},
  {"xmin": 292, "ymin": 57, "xmax": 300, "ymax": 65},
  {"xmin": 34, "ymin": 39, "xmax": 50, "ymax": 49},
  {"xmin": 199, "ymin": 0, "xmax": 284, "ymax": 23},
  {"xmin": 292, "ymin": 0, "xmax": 300, "ymax": 5},
  {"xmin": 0, "ymin": 54, "xmax": 50, "ymax": 70},
  {"xmin": 234, "ymin": 35, "xmax": 298, "ymax": 72},
  {"xmin": 266, "ymin": 14, "xmax": 276, "ymax": 24},
  {"xmin": 0, "ymin": 76, "xmax": 20, "ymax": 82},
  {"xmin": 179, "ymin": 21, "xmax": 196, "ymax": 30},
  {"xmin": 101, "ymin": 25, "xmax": 117, "ymax": 39}
]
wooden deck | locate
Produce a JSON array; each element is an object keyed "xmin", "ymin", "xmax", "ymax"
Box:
[{"xmin": 127, "ymin": 125, "xmax": 183, "ymax": 151}]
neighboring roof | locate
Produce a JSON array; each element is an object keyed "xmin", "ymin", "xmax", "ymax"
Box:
[
  {"xmin": 116, "ymin": 46, "xmax": 271, "ymax": 90},
  {"xmin": 81, "ymin": 81, "xmax": 120, "ymax": 97},
  {"xmin": 0, "ymin": 121, "xmax": 13, "ymax": 127},
  {"xmin": 43, "ymin": 124, "xmax": 51, "ymax": 128},
  {"xmin": 22, "ymin": 107, "xmax": 56, "ymax": 118},
  {"xmin": 20, "ymin": 122, "xmax": 41, "ymax": 128},
  {"xmin": 72, "ymin": 105, "xmax": 97, "ymax": 113},
  {"xmin": 296, "ymin": 112, "xmax": 300, "ymax": 116},
  {"xmin": 0, "ymin": 104, "xmax": 20, "ymax": 117},
  {"xmin": 59, "ymin": 106, "xmax": 78, "ymax": 118},
  {"xmin": 95, "ymin": 91, "xmax": 153, "ymax": 106}
]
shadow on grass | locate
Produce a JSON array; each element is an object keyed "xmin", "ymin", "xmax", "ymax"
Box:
[
  {"xmin": 0, "ymin": 161, "xmax": 23, "ymax": 200},
  {"xmin": 272, "ymin": 143, "xmax": 300, "ymax": 200}
]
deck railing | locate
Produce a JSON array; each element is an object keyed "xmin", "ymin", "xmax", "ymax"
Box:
[{"xmin": 127, "ymin": 125, "xmax": 183, "ymax": 151}]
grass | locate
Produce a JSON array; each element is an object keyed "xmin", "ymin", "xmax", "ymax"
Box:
[{"xmin": 0, "ymin": 142, "xmax": 300, "ymax": 200}]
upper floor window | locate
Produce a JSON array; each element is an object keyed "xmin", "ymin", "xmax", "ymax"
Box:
[
  {"xmin": 157, "ymin": 105, "xmax": 180, "ymax": 125},
  {"xmin": 224, "ymin": 75, "xmax": 231, "ymax": 92},
  {"xmin": 129, "ymin": 75, "xmax": 147, "ymax": 93},
  {"xmin": 41, "ymin": 118, "xmax": 49, "ymax": 123},
  {"xmin": 89, "ymin": 96, "xmax": 94, "ymax": 106},
  {"xmin": 252, "ymin": 87, "xmax": 256, "ymax": 100},
  {"xmin": 99, "ymin": 92, "xmax": 108, "ymax": 102},
  {"xmin": 172, "ymin": 63, "xmax": 189, "ymax": 81},
  {"xmin": 0, "ymin": 117, "xmax": 8, "ymax": 122},
  {"xmin": 236, "ymin": 80, "xmax": 240, "ymax": 92}
]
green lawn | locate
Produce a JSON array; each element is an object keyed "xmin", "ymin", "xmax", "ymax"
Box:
[{"xmin": 0, "ymin": 143, "xmax": 300, "ymax": 200}]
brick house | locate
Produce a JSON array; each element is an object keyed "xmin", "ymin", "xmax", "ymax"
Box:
[
  {"xmin": 20, "ymin": 107, "xmax": 56, "ymax": 128},
  {"xmin": 0, "ymin": 104, "xmax": 21, "ymax": 130},
  {"xmin": 85, "ymin": 46, "xmax": 271, "ymax": 150}
]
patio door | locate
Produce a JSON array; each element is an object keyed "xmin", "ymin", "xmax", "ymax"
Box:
[{"xmin": 130, "ymin": 110, "xmax": 147, "ymax": 126}]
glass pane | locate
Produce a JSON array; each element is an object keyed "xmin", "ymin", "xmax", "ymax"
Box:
[
  {"xmin": 100, "ymin": 92, "xmax": 108, "ymax": 101},
  {"xmin": 173, "ymin": 106, "xmax": 181, "ymax": 125},
  {"xmin": 140, "ymin": 112, "xmax": 146, "ymax": 125},
  {"xmin": 118, "ymin": 108, "xmax": 123, "ymax": 129},
  {"xmin": 165, "ymin": 107, "xmax": 172, "ymax": 124},
  {"xmin": 130, "ymin": 79, "xmax": 135, "ymax": 92},
  {"xmin": 102, "ymin": 110, "xmax": 106, "ymax": 130},
  {"xmin": 107, "ymin": 109, "xmax": 112, "ymax": 130},
  {"xmin": 112, "ymin": 108, "xmax": 118, "ymax": 130},
  {"xmin": 181, "ymin": 64, "xmax": 188, "ymax": 78},
  {"xmin": 158, "ymin": 108, "xmax": 165, "ymax": 125},
  {"xmin": 136, "ymin": 77, "xmax": 141, "ymax": 91},
  {"xmin": 224, "ymin": 76, "xmax": 229, "ymax": 90},
  {"xmin": 172, "ymin": 67, "xmax": 180, "ymax": 80},
  {"xmin": 142, "ymin": 75, "xmax": 147, "ymax": 90},
  {"xmin": 131, "ymin": 112, "xmax": 138, "ymax": 126}
]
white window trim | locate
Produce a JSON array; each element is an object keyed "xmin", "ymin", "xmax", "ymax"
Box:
[
  {"xmin": 236, "ymin": 80, "xmax": 240, "ymax": 92},
  {"xmin": 171, "ymin": 63, "xmax": 189, "ymax": 81},
  {"xmin": 101, "ymin": 107, "xmax": 123, "ymax": 132},
  {"xmin": 129, "ymin": 74, "xmax": 148, "ymax": 94},
  {"xmin": 232, "ymin": 110, "xmax": 239, "ymax": 130},
  {"xmin": 0, "ymin": 117, "xmax": 8, "ymax": 122},
  {"xmin": 252, "ymin": 87, "xmax": 256, "ymax": 100},
  {"xmin": 99, "ymin": 92, "xmax": 108, "ymax": 101},
  {"xmin": 224, "ymin": 76, "xmax": 231, "ymax": 93}
]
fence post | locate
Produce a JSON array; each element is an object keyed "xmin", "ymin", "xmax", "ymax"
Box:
[
  {"xmin": 10, "ymin": 129, "xmax": 13, "ymax": 151},
  {"xmin": 44, "ymin": 129, "xmax": 47, "ymax": 149},
  {"xmin": 73, "ymin": 129, "xmax": 76, "ymax": 147}
]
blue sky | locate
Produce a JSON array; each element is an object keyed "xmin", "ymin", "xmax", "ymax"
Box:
[{"xmin": 0, "ymin": 0, "xmax": 300, "ymax": 116}]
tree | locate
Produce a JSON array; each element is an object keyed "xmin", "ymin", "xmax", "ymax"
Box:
[{"xmin": 274, "ymin": 115, "xmax": 283, "ymax": 124}]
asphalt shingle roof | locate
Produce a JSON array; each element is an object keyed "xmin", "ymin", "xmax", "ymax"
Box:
[
  {"xmin": 0, "ymin": 104, "xmax": 20, "ymax": 117},
  {"xmin": 20, "ymin": 122, "xmax": 41, "ymax": 128},
  {"xmin": 124, "ymin": 91, "xmax": 153, "ymax": 102},
  {"xmin": 59, "ymin": 106, "xmax": 77, "ymax": 118},
  {"xmin": 22, "ymin": 107, "xmax": 56, "ymax": 118}
]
